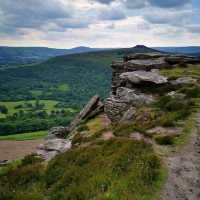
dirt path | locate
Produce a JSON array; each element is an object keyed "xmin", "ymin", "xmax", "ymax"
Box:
[
  {"xmin": 0, "ymin": 140, "xmax": 43, "ymax": 161},
  {"xmin": 160, "ymin": 116, "xmax": 200, "ymax": 200}
]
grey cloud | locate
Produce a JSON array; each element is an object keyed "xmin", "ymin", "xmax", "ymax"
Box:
[
  {"xmin": 124, "ymin": 0, "xmax": 191, "ymax": 9},
  {"xmin": 144, "ymin": 10, "xmax": 192, "ymax": 25},
  {"xmin": 0, "ymin": 0, "xmax": 77, "ymax": 36},
  {"xmin": 90, "ymin": 0, "xmax": 115, "ymax": 4},
  {"xmin": 148, "ymin": 0, "xmax": 191, "ymax": 8},
  {"xmin": 124, "ymin": 0, "xmax": 147, "ymax": 9}
]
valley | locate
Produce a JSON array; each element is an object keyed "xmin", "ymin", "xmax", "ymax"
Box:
[
  {"xmin": 0, "ymin": 46, "xmax": 159, "ymax": 138},
  {"xmin": 0, "ymin": 46, "xmax": 200, "ymax": 200}
]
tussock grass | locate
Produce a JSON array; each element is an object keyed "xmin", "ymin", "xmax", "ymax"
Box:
[{"xmin": 0, "ymin": 139, "xmax": 165, "ymax": 200}]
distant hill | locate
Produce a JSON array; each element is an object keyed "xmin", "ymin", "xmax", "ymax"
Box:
[
  {"xmin": 0, "ymin": 45, "xmax": 158, "ymax": 106},
  {"xmin": 0, "ymin": 46, "xmax": 106, "ymax": 66},
  {"xmin": 154, "ymin": 46, "xmax": 200, "ymax": 56}
]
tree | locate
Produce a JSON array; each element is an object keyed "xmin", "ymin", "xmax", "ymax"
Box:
[{"xmin": 0, "ymin": 105, "xmax": 8, "ymax": 114}]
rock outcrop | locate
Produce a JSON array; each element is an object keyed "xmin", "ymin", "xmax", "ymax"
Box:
[
  {"xmin": 105, "ymin": 53, "xmax": 200, "ymax": 122},
  {"xmin": 67, "ymin": 95, "xmax": 104, "ymax": 134},
  {"xmin": 36, "ymin": 95, "xmax": 104, "ymax": 160}
]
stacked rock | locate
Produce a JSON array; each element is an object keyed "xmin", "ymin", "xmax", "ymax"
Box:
[{"xmin": 105, "ymin": 53, "xmax": 199, "ymax": 122}]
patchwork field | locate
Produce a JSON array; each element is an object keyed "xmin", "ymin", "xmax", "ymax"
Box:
[
  {"xmin": 0, "ymin": 100, "xmax": 77, "ymax": 118},
  {"xmin": 0, "ymin": 130, "xmax": 47, "ymax": 141}
]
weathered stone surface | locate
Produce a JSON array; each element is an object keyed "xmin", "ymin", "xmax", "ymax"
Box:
[
  {"xmin": 170, "ymin": 77, "xmax": 197, "ymax": 85},
  {"xmin": 129, "ymin": 132, "xmax": 152, "ymax": 144},
  {"xmin": 67, "ymin": 95, "xmax": 103, "ymax": 133},
  {"xmin": 120, "ymin": 107, "xmax": 136, "ymax": 123},
  {"xmin": 120, "ymin": 70, "xmax": 168, "ymax": 84},
  {"xmin": 36, "ymin": 139, "xmax": 71, "ymax": 160},
  {"xmin": 0, "ymin": 160, "xmax": 9, "ymax": 166},
  {"xmin": 105, "ymin": 88, "xmax": 154, "ymax": 122},
  {"xmin": 46, "ymin": 126, "xmax": 67, "ymax": 139},
  {"xmin": 124, "ymin": 57, "xmax": 170, "ymax": 70},
  {"xmin": 129, "ymin": 132, "xmax": 145, "ymax": 141},
  {"xmin": 124, "ymin": 53, "xmax": 168, "ymax": 61},
  {"xmin": 167, "ymin": 91, "xmax": 186, "ymax": 99},
  {"xmin": 146, "ymin": 127, "xmax": 182, "ymax": 137},
  {"xmin": 165, "ymin": 55, "xmax": 200, "ymax": 65},
  {"xmin": 104, "ymin": 96, "xmax": 130, "ymax": 122},
  {"xmin": 116, "ymin": 87, "xmax": 154, "ymax": 105}
]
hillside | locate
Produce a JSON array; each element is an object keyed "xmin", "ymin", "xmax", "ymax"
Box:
[
  {"xmin": 0, "ymin": 46, "xmax": 105, "ymax": 67},
  {"xmin": 0, "ymin": 45, "xmax": 159, "ymax": 136},
  {"xmin": 1, "ymin": 52, "xmax": 200, "ymax": 200},
  {"xmin": 155, "ymin": 46, "xmax": 200, "ymax": 56},
  {"xmin": 0, "ymin": 45, "xmax": 158, "ymax": 105}
]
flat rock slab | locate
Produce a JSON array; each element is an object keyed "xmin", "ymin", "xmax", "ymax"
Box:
[
  {"xmin": 170, "ymin": 77, "xmax": 197, "ymax": 85},
  {"xmin": 0, "ymin": 140, "xmax": 43, "ymax": 160},
  {"xmin": 129, "ymin": 132, "xmax": 152, "ymax": 144},
  {"xmin": 147, "ymin": 127, "xmax": 182, "ymax": 137},
  {"xmin": 36, "ymin": 139, "xmax": 71, "ymax": 160},
  {"xmin": 120, "ymin": 70, "xmax": 168, "ymax": 84},
  {"xmin": 128, "ymin": 58, "xmax": 166, "ymax": 66},
  {"xmin": 124, "ymin": 53, "xmax": 168, "ymax": 61}
]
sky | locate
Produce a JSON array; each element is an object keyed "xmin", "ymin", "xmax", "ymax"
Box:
[{"xmin": 0, "ymin": 0, "xmax": 199, "ymax": 48}]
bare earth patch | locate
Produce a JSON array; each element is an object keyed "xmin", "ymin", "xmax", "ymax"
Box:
[
  {"xmin": 102, "ymin": 131, "xmax": 115, "ymax": 140},
  {"xmin": 0, "ymin": 140, "xmax": 43, "ymax": 160},
  {"xmin": 160, "ymin": 131, "xmax": 200, "ymax": 200}
]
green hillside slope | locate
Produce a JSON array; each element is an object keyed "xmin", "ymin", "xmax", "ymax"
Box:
[
  {"xmin": 0, "ymin": 46, "xmax": 158, "ymax": 136},
  {"xmin": 0, "ymin": 46, "xmax": 158, "ymax": 106}
]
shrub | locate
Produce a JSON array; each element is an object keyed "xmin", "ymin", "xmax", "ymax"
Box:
[
  {"xmin": 155, "ymin": 135, "xmax": 175, "ymax": 145},
  {"xmin": 113, "ymin": 123, "xmax": 141, "ymax": 137},
  {"xmin": 179, "ymin": 85, "xmax": 200, "ymax": 98},
  {"xmin": 158, "ymin": 113, "xmax": 175, "ymax": 127},
  {"xmin": 0, "ymin": 105, "xmax": 8, "ymax": 114},
  {"xmin": 2, "ymin": 139, "xmax": 165, "ymax": 200},
  {"xmin": 71, "ymin": 133, "xmax": 86, "ymax": 145},
  {"xmin": 77, "ymin": 124, "xmax": 89, "ymax": 132},
  {"xmin": 21, "ymin": 154, "xmax": 43, "ymax": 166}
]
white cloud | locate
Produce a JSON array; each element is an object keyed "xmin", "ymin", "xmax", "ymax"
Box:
[{"xmin": 0, "ymin": 0, "xmax": 199, "ymax": 47}]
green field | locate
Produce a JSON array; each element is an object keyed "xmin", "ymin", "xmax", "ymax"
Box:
[
  {"xmin": 0, "ymin": 100, "xmax": 77, "ymax": 118},
  {"xmin": 0, "ymin": 130, "xmax": 47, "ymax": 141},
  {"xmin": 57, "ymin": 83, "xmax": 70, "ymax": 92}
]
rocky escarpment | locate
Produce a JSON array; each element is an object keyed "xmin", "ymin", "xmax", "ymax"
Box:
[
  {"xmin": 36, "ymin": 52, "xmax": 200, "ymax": 161},
  {"xmin": 105, "ymin": 53, "xmax": 200, "ymax": 122}
]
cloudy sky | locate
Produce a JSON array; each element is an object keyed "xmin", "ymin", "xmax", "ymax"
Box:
[{"xmin": 0, "ymin": 0, "xmax": 199, "ymax": 48}]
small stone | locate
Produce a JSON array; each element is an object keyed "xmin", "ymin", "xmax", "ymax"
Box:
[{"xmin": 170, "ymin": 77, "xmax": 197, "ymax": 85}]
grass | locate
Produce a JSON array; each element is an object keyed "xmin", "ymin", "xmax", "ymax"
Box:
[
  {"xmin": 0, "ymin": 160, "xmax": 21, "ymax": 177},
  {"xmin": 0, "ymin": 130, "xmax": 47, "ymax": 141},
  {"xmin": 160, "ymin": 64, "xmax": 200, "ymax": 79},
  {"xmin": 86, "ymin": 114, "xmax": 106, "ymax": 135},
  {"xmin": 30, "ymin": 90, "xmax": 43, "ymax": 97},
  {"xmin": 0, "ymin": 139, "xmax": 166, "ymax": 200},
  {"xmin": 173, "ymin": 118, "xmax": 196, "ymax": 146},
  {"xmin": 57, "ymin": 83, "xmax": 70, "ymax": 92}
]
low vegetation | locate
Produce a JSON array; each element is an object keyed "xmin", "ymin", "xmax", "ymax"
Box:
[{"xmin": 0, "ymin": 139, "xmax": 166, "ymax": 200}]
